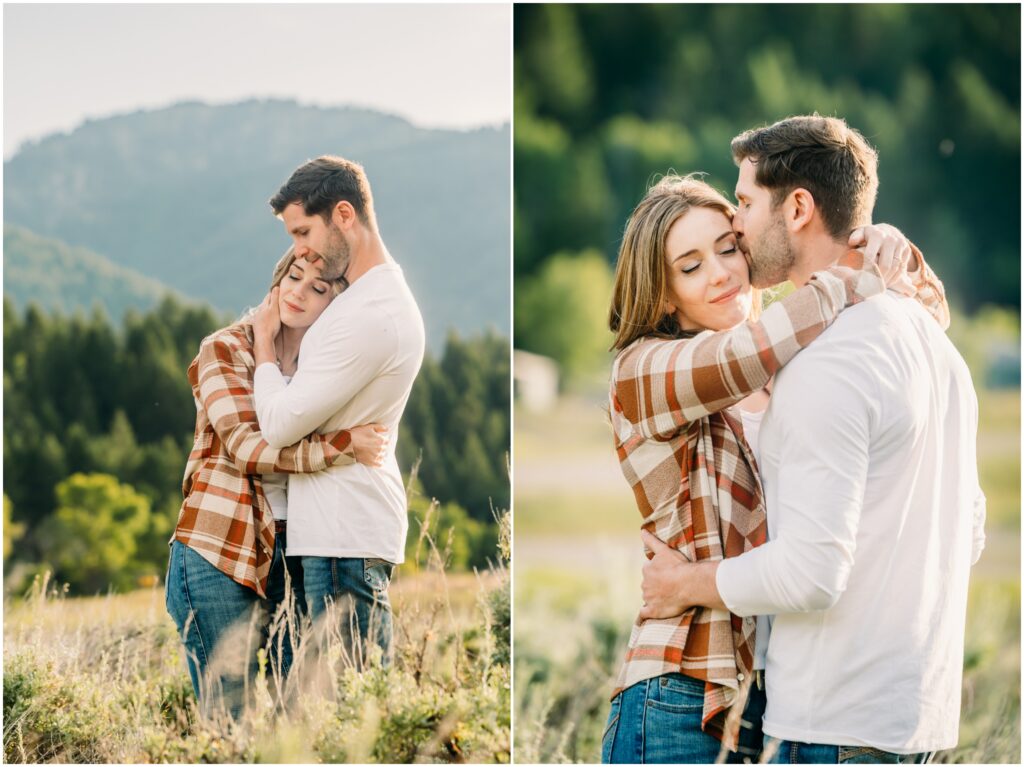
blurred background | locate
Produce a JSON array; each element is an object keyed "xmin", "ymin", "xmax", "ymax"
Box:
[
  {"xmin": 512, "ymin": 5, "xmax": 1020, "ymax": 763},
  {"xmin": 4, "ymin": 6, "xmax": 513, "ymax": 762}
]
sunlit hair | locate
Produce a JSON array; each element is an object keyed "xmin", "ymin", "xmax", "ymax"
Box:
[
  {"xmin": 731, "ymin": 114, "xmax": 878, "ymax": 238},
  {"xmin": 609, "ymin": 174, "xmax": 760, "ymax": 352}
]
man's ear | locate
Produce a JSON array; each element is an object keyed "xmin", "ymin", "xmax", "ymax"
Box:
[
  {"xmin": 784, "ymin": 188, "xmax": 816, "ymax": 234},
  {"xmin": 331, "ymin": 200, "xmax": 358, "ymax": 231}
]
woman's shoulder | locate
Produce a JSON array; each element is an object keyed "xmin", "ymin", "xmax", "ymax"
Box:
[
  {"xmin": 199, "ymin": 322, "xmax": 255, "ymax": 354},
  {"xmin": 189, "ymin": 324, "xmax": 255, "ymax": 381}
]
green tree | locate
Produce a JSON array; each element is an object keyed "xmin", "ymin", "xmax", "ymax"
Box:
[
  {"xmin": 39, "ymin": 473, "xmax": 152, "ymax": 594},
  {"xmin": 514, "ymin": 250, "xmax": 615, "ymax": 382}
]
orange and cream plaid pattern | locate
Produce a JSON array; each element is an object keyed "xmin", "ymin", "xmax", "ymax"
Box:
[
  {"xmin": 171, "ymin": 322, "xmax": 357, "ymax": 597},
  {"xmin": 609, "ymin": 248, "xmax": 948, "ymax": 748}
]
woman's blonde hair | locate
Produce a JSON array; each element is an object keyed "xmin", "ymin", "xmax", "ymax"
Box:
[
  {"xmin": 608, "ymin": 173, "xmax": 760, "ymax": 352},
  {"xmin": 267, "ymin": 246, "xmax": 346, "ymax": 296}
]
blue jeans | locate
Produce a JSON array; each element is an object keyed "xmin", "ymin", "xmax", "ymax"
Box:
[
  {"xmin": 602, "ymin": 672, "xmax": 767, "ymax": 763},
  {"xmin": 300, "ymin": 556, "xmax": 394, "ymax": 668},
  {"xmin": 164, "ymin": 534, "xmax": 304, "ymax": 717},
  {"xmin": 767, "ymin": 739, "xmax": 933, "ymax": 764}
]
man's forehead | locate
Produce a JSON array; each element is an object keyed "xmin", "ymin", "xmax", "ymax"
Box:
[
  {"xmin": 735, "ymin": 159, "xmax": 759, "ymax": 194},
  {"xmin": 282, "ymin": 202, "xmax": 313, "ymax": 224}
]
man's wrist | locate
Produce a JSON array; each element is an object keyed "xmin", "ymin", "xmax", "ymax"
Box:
[
  {"xmin": 695, "ymin": 561, "xmax": 726, "ymax": 611},
  {"xmin": 253, "ymin": 336, "xmax": 276, "ymax": 366}
]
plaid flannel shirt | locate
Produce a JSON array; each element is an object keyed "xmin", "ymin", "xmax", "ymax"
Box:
[
  {"xmin": 171, "ymin": 322, "xmax": 357, "ymax": 597},
  {"xmin": 609, "ymin": 247, "xmax": 948, "ymax": 748}
]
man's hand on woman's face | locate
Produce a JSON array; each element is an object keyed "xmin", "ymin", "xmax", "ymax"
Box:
[{"xmin": 254, "ymin": 287, "xmax": 282, "ymax": 343}]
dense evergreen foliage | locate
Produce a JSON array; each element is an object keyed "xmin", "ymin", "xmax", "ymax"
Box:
[
  {"xmin": 5, "ymin": 99, "xmax": 510, "ymax": 350},
  {"xmin": 514, "ymin": 5, "xmax": 1020, "ymax": 369},
  {"xmin": 3, "ymin": 296, "xmax": 509, "ymax": 592}
]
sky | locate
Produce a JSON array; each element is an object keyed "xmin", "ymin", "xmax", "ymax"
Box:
[{"xmin": 2, "ymin": 3, "xmax": 511, "ymax": 158}]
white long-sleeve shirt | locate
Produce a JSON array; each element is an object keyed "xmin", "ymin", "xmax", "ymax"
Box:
[
  {"xmin": 253, "ymin": 262, "xmax": 425, "ymax": 563},
  {"xmin": 716, "ymin": 292, "xmax": 985, "ymax": 754}
]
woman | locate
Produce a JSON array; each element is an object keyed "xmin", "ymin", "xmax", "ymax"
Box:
[
  {"xmin": 165, "ymin": 247, "xmax": 385, "ymax": 718},
  {"xmin": 601, "ymin": 175, "xmax": 947, "ymax": 763}
]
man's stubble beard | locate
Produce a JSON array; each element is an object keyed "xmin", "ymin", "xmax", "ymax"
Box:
[
  {"xmin": 319, "ymin": 222, "xmax": 352, "ymax": 280},
  {"xmin": 746, "ymin": 214, "xmax": 797, "ymax": 288}
]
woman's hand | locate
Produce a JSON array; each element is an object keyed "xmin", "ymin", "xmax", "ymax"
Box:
[
  {"xmin": 848, "ymin": 224, "xmax": 915, "ymax": 294},
  {"xmin": 349, "ymin": 423, "xmax": 389, "ymax": 467},
  {"xmin": 252, "ymin": 288, "xmax": 281, "ymax": 366},
  {"xmin": 253, "ymin": 287, "xmax": 282, "ymax": 342}
]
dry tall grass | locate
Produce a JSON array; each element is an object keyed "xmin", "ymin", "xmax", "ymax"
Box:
[{"xmin": 3, "ymin": 512, "xmax": 511, "ymax": 764}]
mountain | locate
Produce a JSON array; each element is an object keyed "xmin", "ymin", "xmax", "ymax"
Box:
[
  {"xmin": 4, "ymin": 99, "xmax": 510, "ymax": 348},
  {"xmin": 3, "ymin": 225, "xmax": 191, "ymax": 321}
]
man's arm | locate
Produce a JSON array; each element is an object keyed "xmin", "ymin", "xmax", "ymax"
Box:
[
  {"xmin": 194, "ymin": 335, "xmax": 359, "ymax": 474},
  {"xmin": 640, "ymin": 350, "xmax": 873, "ymax": 619},
  {"xmin": 615, "ymin": 249, "xmax": 886, "ymax": 441},
  {"xmin": 253, "ymin": 308, "xmax": 396, "ymax": 448}
]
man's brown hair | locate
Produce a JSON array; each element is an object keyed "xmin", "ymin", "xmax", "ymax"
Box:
[
  {"xmin": 269, "ymin": 155, "xmax": 377, "ymax": 230},
  {"xmin": 731, "ymin": 115, "xmax": 878, "ymax": 239}
]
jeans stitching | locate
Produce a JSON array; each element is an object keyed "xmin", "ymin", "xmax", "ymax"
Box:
[
  {"xmin": 639, "ymin": 678, "xmax": 650, "ymax": 764},
  {"xmin": 601, "ymin": 698, "xmax": 621, "ymax": 763},
  {"xmin": 178, "ymin": 544, "xmax": 210, "ymax": 671},
  {"xmin": 330, "ymin": 557, "xmax": 340, "ymax": 601}
]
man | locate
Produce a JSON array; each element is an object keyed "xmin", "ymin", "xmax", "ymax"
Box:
[
  {"xmin": 252, "ymin": 155, "xmax": 425, "ymax": 666},
  {"xmin": 639, "ymin": 116, "xmax": 985, "ymax": 763}
]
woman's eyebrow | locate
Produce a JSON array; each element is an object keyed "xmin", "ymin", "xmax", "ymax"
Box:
[{"xmin": 670, "ymin": 232, "xmax": 734, "ymax": 263}]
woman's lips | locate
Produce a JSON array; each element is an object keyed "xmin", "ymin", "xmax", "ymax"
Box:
[
  {"xmin": 710, "ymin": 286, "xmax": 740, "ymax": 304},
  {"xmin": 283, "ymin": 300, "xmax": 303, "ymax": 313}
]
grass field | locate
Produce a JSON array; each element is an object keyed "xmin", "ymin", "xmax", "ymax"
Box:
[
  {"xmin": 4, "ymin": 558, "xmax": 511, "ymax": 763},
  {"xmin": 513, "ymin": 389, "xmax": 1021, "ymax": 763}
]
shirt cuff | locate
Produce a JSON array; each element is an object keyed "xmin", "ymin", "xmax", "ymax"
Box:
[
  {"xmin": 253, "ymin": 361, "xmax": 286, "ymax": 396},
  {"xmin": 715, "ymin": 554, "xmax": 762, "ymax": 618}
]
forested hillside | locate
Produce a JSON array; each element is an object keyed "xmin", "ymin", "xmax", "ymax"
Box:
[
  {"xmin": 5, "ymin": 99, "xmax": 510, "ymax": 349},
  {"xmin": 4, "ymin": 225, "xmax": 186, "ymax": 320}
]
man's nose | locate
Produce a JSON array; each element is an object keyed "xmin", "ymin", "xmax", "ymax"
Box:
[{"xmin": 294, "ymin": 243, "xmax": 311, "ymax": 259}]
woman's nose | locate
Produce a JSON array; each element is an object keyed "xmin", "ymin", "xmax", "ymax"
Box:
[{"xmin": 707, "ymin": 256, "xmax": 729, "ymax": 284}]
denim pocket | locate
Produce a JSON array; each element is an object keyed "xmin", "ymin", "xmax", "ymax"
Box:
[
  {"xmin": 600, "ymin": 695, "xmax": 622, "ymax": 763},
  {"xmin": 363, "ymin": 559, "xmax": 393, "ymax": 592},
  {"xmin": 642, "ymin": 675, "xmax": 720, "ymax": 762},
  {"xmin": 649, "ymin": 673, "xmax": 705, "ymax": 712}
]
